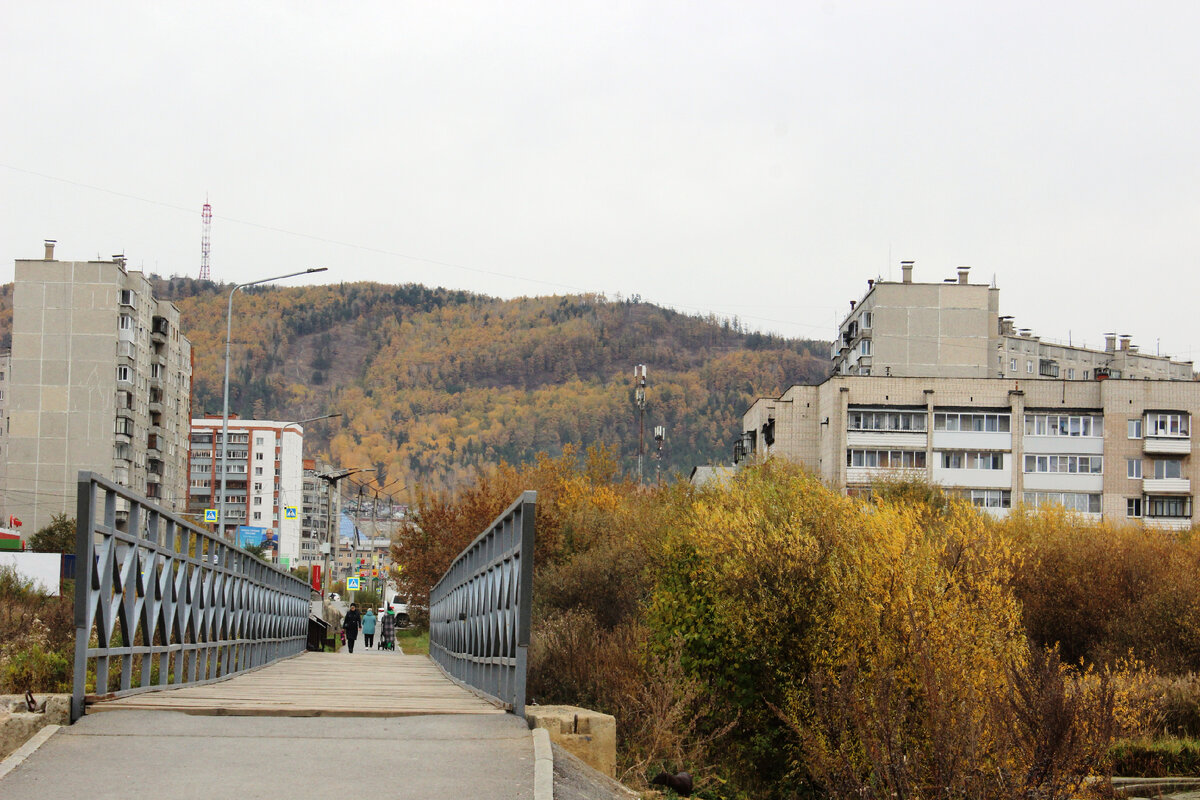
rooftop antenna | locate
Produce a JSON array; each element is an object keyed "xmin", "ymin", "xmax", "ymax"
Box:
[{"xmin": 199, "ymin": 197, "xmax": 212, "ymax": 280}]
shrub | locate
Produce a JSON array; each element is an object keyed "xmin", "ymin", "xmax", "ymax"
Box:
[
  {"xmin": 0, "ymin": 565, "xmax": 75, "ymax": 694},
  {"xmin": 0, "ymin": 642, "xmax": 70, "ymax": 694},
  {"xmin": 647, "ymin": 461, "xmax": 1126, "ymax": 799}
]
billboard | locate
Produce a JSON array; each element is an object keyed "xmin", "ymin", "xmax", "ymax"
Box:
[{"xmin": 236, "ymin": 526, "xmax": 278, "ymax": 551}]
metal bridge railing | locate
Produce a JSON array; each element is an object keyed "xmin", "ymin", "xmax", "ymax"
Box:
[
  {"xmin": 428, "ymin": 491, "xmax": 536, "ymax": 716},
  {"xmin": 71, "ymin": 472, "xmax": 311, "ymax": 721}
]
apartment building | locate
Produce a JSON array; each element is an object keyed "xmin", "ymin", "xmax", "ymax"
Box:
[
  {"xmin": 739, "ymin": 263, "xmax": 1198, "ymax": 528},
  {"xmin": 3, "ymin": 243, "xmax": 192, "ymax": 533},
  {"xmin": 187, "ymin": 417, "xmax": 304, "ymax": 565},
  {"xmin": 0, "ymin": 351, "xmax": 9, "ymax": 523},
  {"xmin": 334, "ymin": 536, "xmax": 394, "ymax": 584},
  {"xmin": 300, "ymin": 459, "xmax": 336, "ymax": 569},
  {"xmin": 833, "ymin": 262, "xmax": 1192, "ymax": 381}
]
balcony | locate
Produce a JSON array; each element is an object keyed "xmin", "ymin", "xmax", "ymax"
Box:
[
  {"xmin": 1143, "ymin": 477, "xmax": 1191, "ymax": 494},
  {"xmin": 1144, "ymin": 437, "xmax": 1192, "ymax": 455},
  {"xmin": 151, "ymin": 315, "xmax": 169, "ymax": 341},
  {"xmin": 147, "ymin": 433, "xmax": 161, "ymax": 453}
]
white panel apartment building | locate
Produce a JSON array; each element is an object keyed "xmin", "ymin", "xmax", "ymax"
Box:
[
  {"xmin": 187, "ymin": 417, "xmax": 304, "ymax": 565},
  {"xmin": 2, "ymin": 243, "xmax": 192, "ymax": 533},
  {"xmin": 740, "ymin": 263, "xmax": 1198, "ymax": 528}
]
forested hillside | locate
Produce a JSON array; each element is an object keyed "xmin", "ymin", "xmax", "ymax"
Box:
[{"xmin": 1, "ymin": 277, "xmax": 830, "ymax": 492}]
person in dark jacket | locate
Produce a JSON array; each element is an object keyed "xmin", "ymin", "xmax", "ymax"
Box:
[{"xmin": 342, "ymin": 603, "xmax": 362, "ymax": 653}]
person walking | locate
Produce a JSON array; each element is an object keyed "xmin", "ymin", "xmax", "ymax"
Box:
[
  {"xmin": 378, "ymin": 607, "xmax": 396, "ymax": 652},
  {"xmin": 362, "ymin": 607, "xmax": 377, "ymax": 649},
  {"xmin": 342, "ymin": 603, "xmax": 362, "ymax": 654}
]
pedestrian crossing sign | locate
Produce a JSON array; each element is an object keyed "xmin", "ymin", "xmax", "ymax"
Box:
[
  {"xmin": 346, "ymin": 577, "xmax": 360, "ymax": 590},
  {"xmin": 284, "ymin": 507, "xmax": 297, "ymax": 520},
  {"xmin": 204, "ymin": 509, "xmax": 217, "ymax": 522}
]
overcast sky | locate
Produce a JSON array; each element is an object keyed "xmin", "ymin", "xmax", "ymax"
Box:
[{"xmin": 2, "ymin": 1, "xmax": 1198, "ymax": 358}]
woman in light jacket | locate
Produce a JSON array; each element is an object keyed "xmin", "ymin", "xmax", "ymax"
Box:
[{"xmin": 361, "ymin": 608, "xmax": 378, "ymax": 649}]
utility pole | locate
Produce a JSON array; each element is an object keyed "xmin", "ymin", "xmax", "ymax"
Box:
[
  {"xmin": 634, "ymin": 365, "xmax": 647, "ymax": 484},
  {"xmin": 315, "ymin": 466, "xmax": 374, "ymax": 597}
]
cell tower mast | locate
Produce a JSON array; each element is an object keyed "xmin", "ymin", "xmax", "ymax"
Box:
[
  {"xmin": 199, "ymin": 198, "xmax": 212, "ymax": 280},
  {"xmin": 634, "ymin": 364, "xmax": 647, "ymax": 483}
]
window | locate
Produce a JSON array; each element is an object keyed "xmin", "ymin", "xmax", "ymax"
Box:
[
  {"xmin": 942, "ymin": 451, "xmax": 1004, "ymax": 470},
  {"xmin": 862, "ymin": 312, "xmax": 872, "ymax": 329},
  {"xmin": 115, "ymin": 418, "xmax": 133, "ymax": 436},
  {"xmin": 255, "ymin": 436, "xmax": 264, "ymax": 445},
  {"xmin": 118, "ymin": 289, "xmax": 134, "ymax": 305},
  {"xmin": 847, "ymin": 449, "xmax": 927, "ymax": 469},
  {"xmin": 1067, "ymin": 368, "xmax": 1075, "ymax": 380},
  {"xmin": 1010, "ymin": 358, "xmax": 1017, "ymax": 371},
  {"xmin": 965, "ymin": 489, "xmax": 1011, "ymax": 509},
  {"xmin": 934, "ymin": 412, "xmax": 1011, "ymax": 433},
  {"xmin": 1153, "ymin": 459, "xmax": 1183, "ymax": 480},
  {"xmin": 1027, "ymin": 361, "xmax": 1034, "ymax": 374},
  {"xmin": 1127, "ymin": 459, "xmax": 1142, "ymax": 479},
  {"xmin": 847, "ymin": 410, "xmax": 928, "ymax": 432},
  {"xmin": 256, "ymin": 452, "xmax": 264, "ymax": 461},
  {"xmin": 254, "ymin": 482, "xmax": 263, "ymax": 492},
  {"xmin": 116, "ymin": 366, "xmax": 132, "ymax": 383},
  {"xmin": 1127, "ymin": 498, "xmax": 1142, "ymax": 518},
  {"xmin": 1022, "ymin": 492, "xmax": 1102, "ymax": 513},
  {"xmin": 255, "ymin": 467, "xmax": 264, "ymax": 476},
  {"xmin": 1023, "ymin": 414, "xmax": 1103, "ymax": 437},
  {"xmin": 119, "ymin": 314, "xmax": 133, "ymax": 330},
  {"xmin": 253, "ymin": 512, "xmax": 262, "ymax": 521},
  {"xmin": 1083, "ymin": 370, "xmax": 1090, "ymax": 379},
  {"xmin": 1022, "ymin": 454, "xmax": 1103, "ymax": 474},
  {"xmin": 1147, "ymin": 412, "xmax": 1190, "ymax": 438},
  {"xmin": 253, "ymin": 497, "xmax": 262, "ymax": 506},
  {"xmin": 1128, "ymin": 419, "xmax": 1143, "ymax": 439}
]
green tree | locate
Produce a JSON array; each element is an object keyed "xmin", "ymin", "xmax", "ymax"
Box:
[{"xmin": 28, "ymin": 514, "xmax": 76, "ymax": 553}]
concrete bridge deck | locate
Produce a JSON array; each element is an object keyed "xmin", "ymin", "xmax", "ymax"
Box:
[{"xmin": 0, "ymin": 642, "xmax": 537, "ymax": 799}]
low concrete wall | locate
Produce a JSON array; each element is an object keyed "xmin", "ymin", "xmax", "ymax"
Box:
[
  {"xmin": 525, "ymin": 705, "xmax": 616, "ymax": 777},
  {"xmin": 0, "ymin": 694, "xmax": 69, "ymax": 760}
]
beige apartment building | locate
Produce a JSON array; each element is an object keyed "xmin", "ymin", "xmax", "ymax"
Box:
[
  {"xmin": 740, "ymin": 262, "xmax": 1198, "ymax": 528},
  {"xmin": 833, "ymin": 262, "xmax": 1192, "ymax": 381},
  {"xmin": 3, "ymin": 242, "xmax": 192, "ymax": 533},
  {"xmin": 0, "ymin": 350, "xmax": 10, "ymax": 524}
]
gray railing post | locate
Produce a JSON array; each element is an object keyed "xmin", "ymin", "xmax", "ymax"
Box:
[
  {"xmin": 70, "ymin": 472, "xmax": 312, "ymax": 722},
  {"xmin": 428, "ymin": 491, "xmax": 536, "ymax": 716}
]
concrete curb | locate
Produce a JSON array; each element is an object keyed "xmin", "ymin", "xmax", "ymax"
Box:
[
  {"xmin": 532, "ymin": 726, "xmax": 554, "ymax": 800},
  {"xmin": 0, "ymin": 724, "xmax": 60, "ymax": 781}
]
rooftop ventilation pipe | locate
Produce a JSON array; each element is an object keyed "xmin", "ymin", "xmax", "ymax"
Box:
[
  {"xmin": 957, "ymin": 266, "xmax": 970, "ymax": 284},
  {"xmin": 901, "ymin": 261, "xmax": 914, "ymax": 284},
  {"xmin": 44, "ymin": 239, "xmax": 56, "ymax": 260}
]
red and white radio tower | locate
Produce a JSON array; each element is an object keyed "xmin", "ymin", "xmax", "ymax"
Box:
[{"xmin": 199, "ymin": 198, "xmax": 212, "ymax": 280}]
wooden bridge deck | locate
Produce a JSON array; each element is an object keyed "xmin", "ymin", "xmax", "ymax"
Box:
[{"xmin": 90, "ymin": 651, "xmax": 505, "ymax": 717}]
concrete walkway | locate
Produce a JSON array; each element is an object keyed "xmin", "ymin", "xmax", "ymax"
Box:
[
  {"xmin": 0, "ymin": 711, "xmax": 535, "ymax": 799},
  {"xmin": 0, "ymin": 633, "xmax": 536, "ymax": 798}
]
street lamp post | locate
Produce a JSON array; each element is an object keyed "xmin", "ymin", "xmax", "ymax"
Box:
[{"xmin": 217, "ymin": 267, "xmax": 328, "ymax": 539}]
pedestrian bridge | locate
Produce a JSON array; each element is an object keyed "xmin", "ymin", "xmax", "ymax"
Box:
[{"xmin": 0, "ymin": 477, "xmax": 548, "ymax": 799}]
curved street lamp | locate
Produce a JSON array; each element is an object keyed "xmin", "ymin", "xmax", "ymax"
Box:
[{"xmin": 217, "ymin": 267, "xmax": 328, "ymax": 538}]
